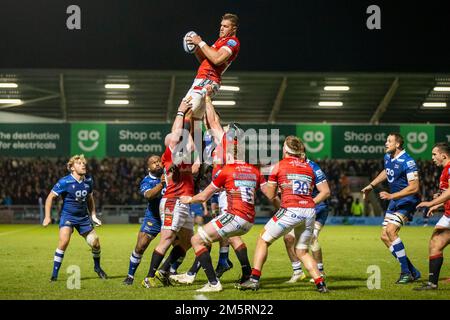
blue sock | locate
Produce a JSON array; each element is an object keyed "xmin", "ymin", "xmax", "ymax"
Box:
[
  {"xmin": 128, "ymin": 250, "xmax": 142, "ymax": 277},
  {"xmin": 392, "ymin": 238, "xmax": 410, "ymax": 274},
  {"xmin": 218, "ymin": 246, "xmax": 230, "ymax": 266},
  {"xmin": 92, "ymin": 248, "xmax": 101, "ymax": 269},
  {"xmin": 170, "ymin": 255, "xmax": 185, "ymax": 274},
  {"xmin": 52, "ymin": 248, "xmax": 65, "ymax": 278},
  {"xmin": 406, "ymin": 257, "xmax": 418, "ymax": 275}
]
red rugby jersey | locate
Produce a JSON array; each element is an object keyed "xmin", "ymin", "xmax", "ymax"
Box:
[
  {"xmin": 161, "ymin": 146, "xmax": 194, "ymax": 198},
  {"xmin": 211, "ymin": 161, "xmax": 266, "ymax": 223},
  {"xmin": 196, "ymin": 36, "xmax": 240, "ymax": 84},
  {"xmin": 268, "ymin": 156, "xmax": 316, "ymax": 208},
  {"xmin": 439, "ymin": 162, "xmax": 450, "ymax": 217}
]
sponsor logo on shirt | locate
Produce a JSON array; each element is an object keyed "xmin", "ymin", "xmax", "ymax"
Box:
[{"xmin": 227, "ymin": 39, "xmax": 237, "ymax": 47}]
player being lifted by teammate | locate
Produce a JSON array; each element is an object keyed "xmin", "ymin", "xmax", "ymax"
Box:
[
  {"xmin": 415, "ymin": 142, "xmax": 450, "ymax": 290},
  {"xmin": 283, "ymin": 157, "xmax": 331, "ymax": 283},
  {"xmin": 123, "ymin": 155, "xmax": 166, "ymax": 285},
  {"xmin": 179, "ymin": 122, "xmax": 278, "ymax": 292},
  {"xmin": 142, "ymin": 102, "xmax": 198, "ymax": 288},
  {"xmin": 169, "ymin": 95, "xmax": 236, "ymax": 285},
  {"xmin": 361, "ymin": 133, "xmax": 421, "ymax": 284},
  {"xmin": 43, "ymin": 154, "xmax": 107, "ymax": 281},
  {"xmin": 237, "ymin": 136, "xmax": 329, "ymax": 293},
  {"xmin": 182, "ymin": 13, "xmax": 240, "ymax": 120}
]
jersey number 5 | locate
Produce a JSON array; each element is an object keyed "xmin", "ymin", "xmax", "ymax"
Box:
[{"xmin": 240, "ymin": 187, "xmax": 255, "ymax": 204}]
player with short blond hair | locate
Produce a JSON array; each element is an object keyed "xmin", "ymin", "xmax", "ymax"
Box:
[{"xmin": 43, "ymin": 154, "xmax": 107, "ymax": 281}]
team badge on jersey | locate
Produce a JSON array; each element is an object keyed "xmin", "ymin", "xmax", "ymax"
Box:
[{"xmin": 227, "ymin": 39, "xmax": 237, "ymax": 47}]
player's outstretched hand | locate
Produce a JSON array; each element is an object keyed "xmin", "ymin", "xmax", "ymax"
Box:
[
  {"xmin": 361, "ymin": 185, "xmax": 373, "ymax": 200},
  {"xmin": 178, "ymin": 101, "xmax": 191, "ymax": 114},
  {"xmin": 179, "ymin": 196, "xmax": 192, "ymax": 204},
  {"xmin": 416, "ymin": 201, "xmax": 432, "ymax": 209},
  {"xmin": 427, "ymin": 205, "xmax": 440, "ymax": 217},
  {"xmin": 92, "ymin": 215, "xmax": 102, "ymax": 226},
  {"xmin": 42, "ymin": 216, "xmax": 52, "ymax": 227}
]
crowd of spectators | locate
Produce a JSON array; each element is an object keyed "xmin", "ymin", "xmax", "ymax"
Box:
[{"xmin": 0, "ymin": 157, "xmax": 442, "ymax": 217}]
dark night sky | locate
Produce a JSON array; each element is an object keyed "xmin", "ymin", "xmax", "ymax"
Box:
[{"xmin": 1, "ymin": 0, "xmax": 449, "ymax": 72}]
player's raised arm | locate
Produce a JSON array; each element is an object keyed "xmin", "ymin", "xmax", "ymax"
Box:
[
  {"xmin": 205, "ymin": 93, "xmax": 224, "ymax": 142},
  {"xmin": 43, "ymin": 191, "xmax": 57, "ymax": 226},
  {"xmin": 167, "ymin": 102, "xmax": 191, "ymax": 149},
  {"xmin": 190, "ymin": 34, "xmax": 231, "ymax": 66},
  {"xmin": 361, "ymin": 170, "xmax": 387, "ymax": 199}
]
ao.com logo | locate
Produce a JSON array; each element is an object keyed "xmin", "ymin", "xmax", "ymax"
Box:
[
  {"xmin": 302, "ymin": 131, "xmax": 325, "ymax": 153},
  {"xmin": 406, "ymin": 132, "xmax": 428, "ymax": 154},
  {"xmin": 78, "ymin": 130, "xmax": 100, "ymax": 152}
]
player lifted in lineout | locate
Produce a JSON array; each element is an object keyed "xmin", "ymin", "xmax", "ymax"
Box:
[
  {"xmin": 43, "ymin": 154, "xmax": 107, "ymax": 282},
  {"xmin": 361, "ymin": 133, "xmax": 421, "ymax": 284},
  {"xmin": 182, "ymin": 13, "xmax": 240, "ymax": 120}
]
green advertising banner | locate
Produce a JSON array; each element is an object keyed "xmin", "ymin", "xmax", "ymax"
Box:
[
  {"xmin": 296, "ymin": 124, "xmax": 332, "ymax": 160},
  {"xmin": 400, "ymin": 124, "xmax": 435, "ymax": 159},
  {"xmin": 1, "ymin": 123, "xmax": 446, "ymax": 159},
  {"xmin": 332, "ymin": 125, "xmax": 399, "ymax": 159},
  {"xmin": 107, "ymin": 124, "xmax": 170, "ymax": 157},
  {"xmin": 435, "ymin": 126, "xmax": 450, "ymax": 144},
  {"xmin": 70, "ymin": 123, "xmax": 106, "ymax": 158},
  {"xmin": 0, "ymin": 124, "xmax": 69, "ymax": 156}
]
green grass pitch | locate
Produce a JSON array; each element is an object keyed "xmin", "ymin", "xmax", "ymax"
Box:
[{"xmin": 0, "ymin": 224, "xmax": 449, "ymax": 300}]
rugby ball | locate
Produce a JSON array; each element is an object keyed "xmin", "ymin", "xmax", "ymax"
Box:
[{"xmin": 183, "ymin": 31, "xmax": 197, "ymax": 54}]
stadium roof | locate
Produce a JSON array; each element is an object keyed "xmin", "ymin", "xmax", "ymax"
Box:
[{"xmin": 0, "ymin": 69, "xmax": 449, "ymax": 124}]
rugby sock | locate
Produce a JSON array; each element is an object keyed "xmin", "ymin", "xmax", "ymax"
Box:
[
  {"xmin": 147, "ymin": 250, "xmax": 165, "ymax": 278},
  {"xmin": 160, "ymin": 245, "xmax": 186, "ymax": 274},
  {"xmin": 218, "ymin": 246, "xmax": 230, "ymax": 266},
  {"xmin": 292, "ymin": 261, "xmax": 303, "ymax": 273},
  {"xmin": 235, "ymin": 244, "xmax": 252, "ymax": 277},
  {"xmin": 250, "ymin": 268, "xmax": 261, "ymax": 282},
  {"xmin": 392, "ymin": 238, "xmax": 410, "ymax": 274},
  {"xmin": 127, "ymin": 250, "xmax": 142, "ymax": 277},
  {"xmin": 196, "ymin": 247, "xmax": 218, "ymax": 285},
  {"xmin": 317, "ymin": 263, "xmax": 324, "ymax": 273},
  {"xmin": 92, "ymin": 248, "xmax": 101, "ymax": 269},
  {"xmin": 52, "ymin": 248, "xmax": 65, "ymax": 278},
  {"xmin": 429, "ymin": 254, "xmax": 443, "ymax": 285},
  {"xmin": 314, "ymin": 276, "xmax": 326, "ymax": 289},
  {"xmin": 188, "ymin": 256, "xmax": 202, "ymax": 276},
  {"xmin": 170, "ymin": 254, "xmax": 185, "ymax": 274},
  {"xmin": 188, "ymin": 245, "xmax": 211, "ymax": 276}
]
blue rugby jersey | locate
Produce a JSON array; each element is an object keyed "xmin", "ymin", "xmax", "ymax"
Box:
[{"xmin": 52, "ymin": 174, "xmax": 93, "ymax": 216}]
